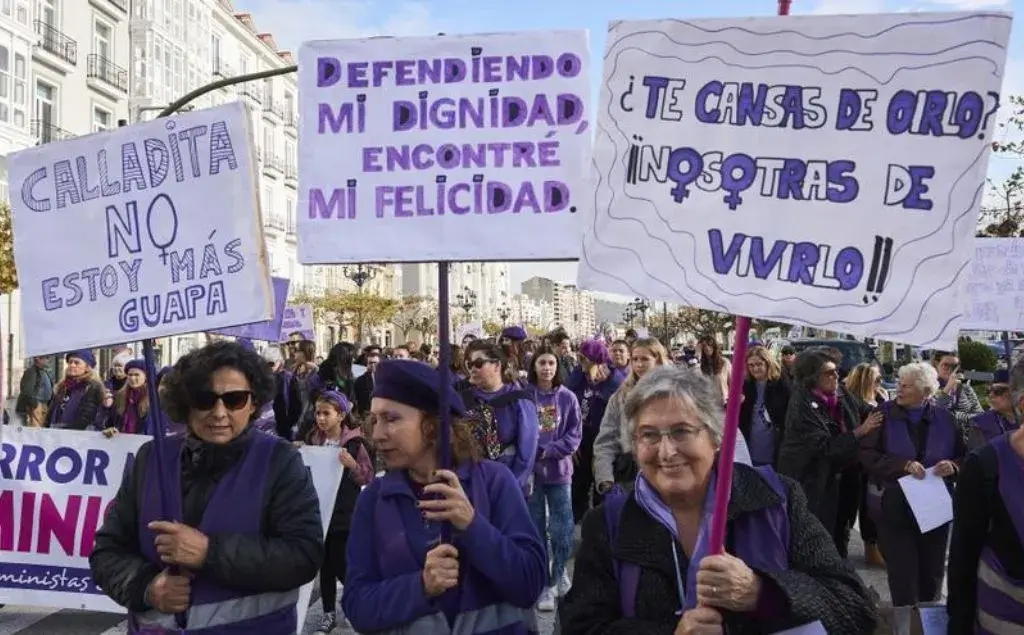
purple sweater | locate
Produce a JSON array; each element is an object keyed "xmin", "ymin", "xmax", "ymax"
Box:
[{"xmin": 530, "ymin": 385, "xmax": 583, "ymax": 485}]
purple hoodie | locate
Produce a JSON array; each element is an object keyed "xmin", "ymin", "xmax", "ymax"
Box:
[{"xmin": 531, "ymin": 385, "xmax": 582, "ymax": 485}]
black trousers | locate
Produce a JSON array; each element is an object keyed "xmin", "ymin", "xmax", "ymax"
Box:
[
  {"xmin": 320, "ymin": 530, "xmax": 349, "ymax": 612},
  {"xmin": 857, "ymin": 472, "xmax": 879, "ymax": 543},
  {"xmin": 876, "ymin": 520, "xmax": 949, "ymax": 606},
  {"xmin": 571, "ymin": 427, "xmax": 600, "ymax": 524}
]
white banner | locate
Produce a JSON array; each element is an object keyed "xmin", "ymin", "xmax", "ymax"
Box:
[
  {"xmin": 0, "ymin": 426, "xmax": 342, "ymax": 619},
  {"xmin": 9, "ymin": 102, "xmax": 273, "ymax": 356},
  {"xmin": 298, "ymin": 31, "xmax": 592, "ymax": 263},
  {"xmin": 962, "ymin": 237, "xmax": 1024, "ymax": 330},
  {"xmin": 577, "ymin": 12, "xmax": 1012, "ymax": 349}
]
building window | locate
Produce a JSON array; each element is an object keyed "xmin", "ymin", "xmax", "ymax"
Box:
[
  {"xmin": 13, "ymin": 53, "xmax": 25, "ymax": 128},
  {"xmin": 210, "ymin": 33, "xmax": 221, "ymax": 69},
  {"xmin": 14, "ymin": 0, "xmax": 25, "ymax": 24},
  {"xmin": 94, "ymin": 19, "xmax": 112, "ymax": 61},
  {"xmin": 39, "ymin": 0, "xmax": 56, "ymax": 27},
  {"xmin": 263, "ymin": 127, "xmax": 274, "ymax": 157},
  {"xmin": 34, "ymin": 81, "xmax": 56, "ymax": 140},
  {"xmin": 93, "ymin": 106, "xmax": 111, "ymax": 132},
  {"xmin": 286, "ymin": 197, "xmax": 294, "ymax": 231},
  {"xmin": 263, "ymin": 185, "xmax": 273, "ymax": 217},
  {"xmin": 0, "ymin": 45, "xmax": 9, "ymax": 124}
]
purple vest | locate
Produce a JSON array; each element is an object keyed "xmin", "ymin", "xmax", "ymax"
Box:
[
  {"xmin": 973, "ymin": 411, "xmax": 1019, "ymax": 445},
  {"xmin": 883, "ymin": 402, "xmax": 957, "ymax": 467},
  {"xmin": 606, "ymin": 466, "xmax": 790, "ymax": 617},
  {"xmin": 372, "ymin": 462, "xmax": 539, "ymax": 635},
  {"xmin": 976, "ymin": 434, "xmax": 1024, "ymax": 633},
  {"xmin": 130, "ymin": 433, "xmax": 298, "ymax": 634}
]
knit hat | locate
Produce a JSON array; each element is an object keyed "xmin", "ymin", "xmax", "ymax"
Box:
[
  {"xmin": 578, "ymin": 339, "xmax": 610, "ymax": 365},
  {"xmin": 66, "ymin": 349, "xmax": 96, "ymax": 368},
  {"xmin": 236, "ymin": 338, "xmax": 256, "ymax": 351},
  {"xmin": 317, "ymin": 389, "xmax": 352, "ymax": 414},
  {"xmin": 124, "ymin": 359, "xmax": 146, "ymax": 374},
  {"xmin": 500, "ymin": 326, "xmax": 527, "ymax": 341},
  {"xmin": 372, "ymin": 359, "xmax": 466, "ymax": 417}
]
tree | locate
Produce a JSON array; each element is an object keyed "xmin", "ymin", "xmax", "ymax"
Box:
[
  {"xmin": 525, "ymin": 324, "xmax": 546, "ymax": 338},
  {"xmin": 482, "ymin": 320, "xmax": 502, "ymax": 337},
  {"xmin": 675, "ymin": 308, "xmax": 735, "ymax": 339},
  {"xmin": 978, "ymin": 94, "xmax": 1023, "ymax": 237},
  {"xmin": 958, "ymin": 337, "xmax": 998, "ymax": 372},
  {"xmin": 292, "ymin": 289, "xmax": 399, "ymax": 343},
  {"xmin": 0, "ymin": 203, "xmax": 17, "ymax": 295},
  {"xmin": 392, "ymin": 295, "xmax": 436, "ymax": 338}
]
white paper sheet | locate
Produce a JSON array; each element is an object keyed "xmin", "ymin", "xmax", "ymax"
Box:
[
  {"xmin": 898, "ymin": 468, "xmax": 954, "ymax": 533},
  {"xmin": 772, "ymin": 621, "xmax": 827, "ymax": 635}
]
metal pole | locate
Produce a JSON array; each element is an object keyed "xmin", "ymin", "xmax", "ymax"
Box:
[{"xmin": 158, "ymin": 65, "xmax": 297, "ymax": 118}]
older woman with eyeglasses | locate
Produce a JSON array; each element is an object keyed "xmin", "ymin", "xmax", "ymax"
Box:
[
  {"xmin": 559, "ymin": 366, "xmax": 876, "ymax": 635},
  {"xmin": 89, "ymin": 341, "xmax": 324, "ymax": 633},
  {"xmin": 967, "ymin": 381, "xmax": 1020, "ymax": 451}
]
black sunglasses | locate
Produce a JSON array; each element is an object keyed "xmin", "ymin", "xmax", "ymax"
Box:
[
  {"xmin": 192, "ymin": 390, "xmax": 252, "ymax": 411},
  {"xmin": 466, "ymin": 358, "xmax": 496, "ymax": 370}
]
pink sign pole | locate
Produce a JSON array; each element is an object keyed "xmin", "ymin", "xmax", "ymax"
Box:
[{"xmin": 707, "ymin": 0, "xmax": 792, "ymax": 558}]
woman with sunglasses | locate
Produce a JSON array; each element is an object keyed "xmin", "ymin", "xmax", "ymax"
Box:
[
  {"xmin": 967, "ymin": 380, "xmax": 1020, "ymax": 451},
  {"xmin": 89, "ymin": 341, "xmax": 324, "ymax": 634},
  {"xmin": 342, "ymin": 359, "xmax": 546, "ymax": 634},
  {"xmin": 777, "ymin": 351, "xmax": 883, "ymax": 559}
]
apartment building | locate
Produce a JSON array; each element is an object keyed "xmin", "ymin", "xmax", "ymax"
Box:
[
  {"xmin": 0, "ymin": 0, "xmax": 131, "ymax": 392},
  {"xmin": 520, "ymin": 275, "xmax": 597, "ymax": 340}
]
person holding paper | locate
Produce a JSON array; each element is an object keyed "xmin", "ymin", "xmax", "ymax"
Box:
[
  {"xmin": 47, "ymin": 349, "xmax": 104, "ymax": 430},
  {"xmin": 560, "ymin": 366, "xmax": 876, "ymax": 635},
  {"xmin": 341, "ymin": 359, "xmax": 547, "ymax": 634},
  {"xmin": 859, "ymin": 361, "xmax": 966, "ymax": 608},
  {"xmin": 89, "ymin": 341, "xmax": 324, "ymax": 633},
  {"xmin": 777, "ymin": 351, "xmax": 878, "ymax": 558},
  {"xmin": 967, "ymin": 381, "xmax": 1020, "ymax": 451},
  {"xmin": 947, "ymin": 420, "xmax": 1024, "ymax": 632}
]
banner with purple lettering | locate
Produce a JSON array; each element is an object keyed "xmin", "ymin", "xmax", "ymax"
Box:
[
  {"xmin": 577, "ymin": 12, "xmax": 1013, "ymax": 348},
  {"xmin": 297, "ymin": 31, "xmax": 591, "ymax": 263},
  {"xmin": 9, "ymin": 102, "xmax": 273, "ymax": 356},
  {"xmin": 279, "ymin": 304, "xmax": 315, "ymax": 342},
  {"xmin": 211, "ymin": 276, "xmax": 291, "ymax": 340},
  {"xmin": 0, "ymin": 426, "xmax": 148, "ymax": 612}
]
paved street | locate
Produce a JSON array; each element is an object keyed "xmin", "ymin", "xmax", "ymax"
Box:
[{"xmin": 0, "ymin": 526, "xmax": 902, "ymax": 635}]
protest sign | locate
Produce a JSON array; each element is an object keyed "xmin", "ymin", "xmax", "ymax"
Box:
[
  {"xmin": 279, "ymin": 304, "xmax": 315, "ymax": 342},
  {"xmin": 0, "ymin": 426, "xmax": 342, "ymax": 617},
  {"xmin": 576, "ymin": 12, "xmax": 1012, "ymax": 348},
  {"xmin": 295, "ymin": 445, "xmax": 343, "ymax": 630},
  {"xmin": 298, "ymin": 31, "xmax": 591, "ymax": 263},
  {"xmin": 212, "ymin": 276, "xmax": 291, "ymax": 340},
  {"xmin": 9, "ymin": 102, "xmax": 272, "ymax": 356},
  {"xmin": 962, "ymin": 237, "xmax": 1024, "ymax": 330}
]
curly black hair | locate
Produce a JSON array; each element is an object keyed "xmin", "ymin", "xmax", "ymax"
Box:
[{"xmin": 160, "ymin": 341, "xmax": 276, "ymax": 423}]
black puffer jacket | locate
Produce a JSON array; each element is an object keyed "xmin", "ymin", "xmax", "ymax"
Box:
[
  {"xmin": 558, "ymin": 464, "xmax": 877, "ymax": 635},
  {"xmin": 89, "ymin": 428, "xmax": 324, "ymax": 612}
]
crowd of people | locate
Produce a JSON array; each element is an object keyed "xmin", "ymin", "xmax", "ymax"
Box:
[{"xmin": 5, "ymin": 324, "xmax": 1023, "ymax": 633}]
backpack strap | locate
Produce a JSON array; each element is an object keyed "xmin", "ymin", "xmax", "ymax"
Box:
[
  {"xmin": 603, "ymin": 492, "xmax": 640, "ymax": 618},
  {"xmin": 280, "ymin": 370, "xmax": 293, "ymax": 419}
]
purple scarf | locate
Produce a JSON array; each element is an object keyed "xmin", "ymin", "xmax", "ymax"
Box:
[
  {"xmin": 122, "ymin": 388, "xmax": 143, "ymax": 434},
  {"xmin": 813, "ymin": 389, "xmax": 844, "ymax": 431}
]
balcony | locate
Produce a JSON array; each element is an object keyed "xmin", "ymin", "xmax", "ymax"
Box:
[
  {"xmin": 32, "ymin": 120, "xmax": 75, "ymax": 145},
  {"xmin": 240, "ymin": 84, "xmax": 262, "ymax": 104},
  {"xmin": 262, "ymin": 100, "xmax": 283, "ymax": 122},
  {"xmin": 87, "ymin": 54, "xmax": 129, "ymax": 95},
  {"xmin": 35, "ymin": 21, "xmax": 78, "ymax": 67},
  {"xmin": 212, "ymin": 60, "xmax": 234, "ymax": 78},
  {"xmin": 106, "ymin": 0, "xmax": 127, "ymax": 11},
  {"xmin": 265, "ymin": 214, "xmax": 285, "ymax": 231},
  {"xmin": 284, "ymin": 163, "xmax": 298, "ymax": 188},
  {"xmin": 263, "ymin": 155, "xmax": 284, "ymax": 176},
  {"xmin": 283, "ymin": 112, "xmax": 297, "ymax": 136}
]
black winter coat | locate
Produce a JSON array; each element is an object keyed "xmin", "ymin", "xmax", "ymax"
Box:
[
  {"xmin": 89, "ymin": 428, "xmax": 324, "ymax": 612},
  {"xmin": 558, "ymin": 464, "xmax": 877, "ymax": 635}
]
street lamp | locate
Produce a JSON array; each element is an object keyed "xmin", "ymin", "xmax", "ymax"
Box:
[
  {"xmin": 456, "ymin": 287, "xmax": 477, "ymax": 320},
  {"xmin": 497, "ymin": 305, "xmax": 511, "ymax": 324},
  {"xmin": 343, "ymin": 264, "xmax": 377, "ymax": 291},
  {"xmin": 629, "ymin": 297, "xmax": 651, "ymax": 325},
  {"xmin": 623, "ymin": 305, "xmax": 636, "ymax": 325}
]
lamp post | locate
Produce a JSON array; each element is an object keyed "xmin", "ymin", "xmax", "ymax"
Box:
[
  {"xmin": 629, "ymin": 297, "xmax": 651, "ymax": 325},
  {"xmin": 623, "ymin": 305, "xmax": 636, "ymax": 326},
  {"xmin": 343, "ymin": 264, "xmax": 378, "ymax": 343},
  {"xmin": 456, "ymin": 287, "xmax": 477, "ymax": 322},
  {"xmin": 497, "ymin": 305, "xmax": 511, "ymax": 325}
]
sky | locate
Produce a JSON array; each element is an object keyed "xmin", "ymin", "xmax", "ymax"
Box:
[{"xmin": 232, "ymin": 0, "xmax": 1022, "ymax": 293}]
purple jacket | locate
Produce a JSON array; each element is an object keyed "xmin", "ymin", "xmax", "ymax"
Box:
[
  {"xmin": 530, "ymin": 385, "xmax": 582, "ymax": 485},
  {"xmin": 564, "ymin": 365, "xmax": 626, "ymax": 431},
  {"xmin": 470, "ymin": 385, "xmax": 539, "ymax": 492}
]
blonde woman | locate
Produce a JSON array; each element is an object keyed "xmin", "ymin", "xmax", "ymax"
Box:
[
  {"xmin": 47, "ymin": 350, "xmax": 105, "ymax": 430},
  {"xmin": 593, "ymin": 337, "xmax": 669, "ymax": 494},
  {"xmin": 738, "ymin": 346, "xmax": 791, "ymax": 467},
  {"xmin": 844, "ymin": 362, "xmax": 888, "ymax": 567}
]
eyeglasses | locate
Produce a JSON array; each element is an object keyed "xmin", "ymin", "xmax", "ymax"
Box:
[
  {"xmin": 636, "ymin": 425, "xmax": 704, "ymax": 448},
  {"xmin": 990, "ymin": 388, "xmax": 1010, "ymax": 397},
  {"xmin": 192, "ymin": 390, "xmax": 252, "ymax": 411},
  {"xmin": 466, "ymin": 358, "xmax": 496, "ymax": 370}
]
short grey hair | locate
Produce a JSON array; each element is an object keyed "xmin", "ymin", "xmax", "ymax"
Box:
[
  {"xmin": 623, "ymin": 365, "xmax": 724, "ymax": 450},
  {"xmin": 897, "ymin": 362, "xmax": 940, "ymax": 396}
]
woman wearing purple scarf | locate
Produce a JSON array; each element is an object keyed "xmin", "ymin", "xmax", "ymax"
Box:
[
  {"xmin": 47, "ymin": 350, "xmax": 104, "ymax": 430},
  {"xmin": 777, "ymin": 350, "xmax": 883, "ymax": 558},
  {"xmin": 526, "ymin": 346, "xmax": 582, "ymax": 612},
  {"xmin": 103, "ymin": 359, "xmax": 150, "ymax": 436}
]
